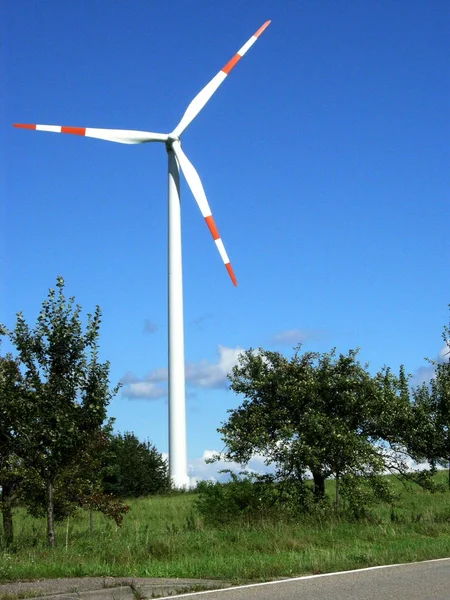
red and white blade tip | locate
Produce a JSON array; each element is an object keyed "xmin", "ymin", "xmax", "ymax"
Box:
[
  {"xmin": 13, "ymin": 124, "xmax": 168, "ymax": 144},
  {"xmin": 171, "ymin": 142, "xmax": 238, "ymax": 287},
  {"xmin": 221, "ymin": 20, "xmax": 271, "ymax": 76},
  {"xmin": 255, "ymin": 20, "xmax": 271, "ymax": 37},
  {"xmin": 204, "ymin": 215, "xmax": 238, "ymax": 287},
  {"xmin": 227, "ymin": 264, "xmax": 238, "ymax": 287},
  {"xmin": 171, "ymin": 20, "xmax": 271, "ymax": 137},
  {"xmin": 14, "ymin": 123, "xmax": 85, "ymax": 134}
]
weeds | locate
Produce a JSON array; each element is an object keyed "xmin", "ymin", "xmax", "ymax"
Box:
[{"xmin": 1, "ymin": 474, "xmax": 450, "ymax": 582}]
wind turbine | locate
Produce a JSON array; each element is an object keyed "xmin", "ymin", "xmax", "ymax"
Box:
[{"xmin": 14, "ymin": 20, "xmax": 271, "ymax": 488}]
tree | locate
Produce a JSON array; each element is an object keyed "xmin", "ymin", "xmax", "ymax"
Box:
[
  {"xmin": 410, "ymin": 309, "xmax": 450, "ymax": 487},
  {"xmin": 102, "ymin": 432, "xmax": 171, "ymax": 498},
  {"xmin": 2, "ymin": 277, "xmax": 119, "ymax": 546},
  {"xmin": 20, "ymin": 421, "xmax": 129, "ymax": 531},
  {"xmin": 217, "ymin": 346, "xmax": 410, "ymax": 506},
  {"xmin": 0, "ymin": 351, "xmax": 28, "ymax": 546}
]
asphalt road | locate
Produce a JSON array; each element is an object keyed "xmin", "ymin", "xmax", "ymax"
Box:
[{"xmin": 161, "ymin": 558, "xmax": 450, "ymax": 600}]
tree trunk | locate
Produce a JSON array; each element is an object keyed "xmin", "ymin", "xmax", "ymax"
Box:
[
  {"xmin": 312, "ymin": 471, "xmax": 325, "ymax": 501},
  {"xmin": 47, "ymin": 479, "xmax": 56, "ymax": 547},
  {"xmin": 1, "ymin": 481, "xmax": 14, "ymax": 547}
]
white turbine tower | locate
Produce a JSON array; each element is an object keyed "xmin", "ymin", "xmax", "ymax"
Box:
[{"xmin": 14, "ymin": 20, "xmax": 271, "ymax": 488}]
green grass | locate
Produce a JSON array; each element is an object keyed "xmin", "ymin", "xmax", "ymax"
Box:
[{"xmin": 1, "ymin": 474, "xmax": 450, "ymax": 583}]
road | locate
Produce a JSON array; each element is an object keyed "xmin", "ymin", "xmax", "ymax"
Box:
[{"xmin": 161, "ymin": 558, "xmax": 450, "ymax": 600}]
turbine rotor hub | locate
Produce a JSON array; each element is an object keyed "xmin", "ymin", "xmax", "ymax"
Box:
[{"xmin": 166, "ymin": 134, "xmax": 180, "ymax": 151}]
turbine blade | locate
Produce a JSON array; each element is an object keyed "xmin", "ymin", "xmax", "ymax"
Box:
[
  {"xmin": 172, "ymin": 141, "xmax": 237, "ymax": 286},
  {"xmin": 171, "ymin": 20, "xmax": 271, "ymax": 137},
  {"xmin": 13, "ymin": 124, "xmax": 168, "ymax": 144}
]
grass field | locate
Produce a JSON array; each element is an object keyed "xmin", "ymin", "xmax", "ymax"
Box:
[{"xmin": 1, "ymin": 473, "xmax": 450, "ymax": 583}]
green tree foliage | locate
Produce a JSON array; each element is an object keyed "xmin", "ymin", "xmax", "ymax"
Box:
[
  {"xmin": 20, "ymin": 423, "xmax": 129, "ymax": 528},
  {"xmin": 102, "ymin": 431, "xmax": 171, "ymax": 498},
  {"xmin": 0, "ymin": 351, "xmax": 28, "ymax": 546},
  {"xmin": 410, "ymin": 309, "xmax": 450, "ymax": 487},
  {"xmin": 1, "ymin": 277, "xmax": 119, "ymax": 546},
  {"xmin": 217, "ymin": 347, "xmax": 410, "ymax": 508},
  {"xmin": 196, "ymin": 469, "xmax": 322, "ymax": 525},
  {"xmin": 196, "ymin": 472, "xmax": 278, "ymax": 525}
]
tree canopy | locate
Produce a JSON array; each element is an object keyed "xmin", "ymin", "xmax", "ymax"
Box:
[
  {"xmin": 0, "ymin": 351, "xmax": 29, "ymax": 545},
  {"xmin": 1, "ymin": 277, "xmax": 119, "ymax": 545},
  {"xmin": 409, "ymin": 310, "xmax": 450, "ymax": 486},
  {"xmin": 218, "ymin": 346, "xmax": 411, "ymax": 504},
  {"xmin": 102, "ymin": 431, "xmax": 171, "ymax": 498}
]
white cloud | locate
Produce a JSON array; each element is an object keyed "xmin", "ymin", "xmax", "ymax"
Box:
[
  {"xmin": 147, "ymin": 367, "xmax": 169, "ymax": 383},
  {"xmin": 126, "ymin": 381, "xmax": 167, "ymax": 399},
  {"xmin": 270, "ymin": 328, "xmax": 322, "ymax": 346},
  {"xmin": 188, "ymin": 449, "xmax": 273, "ymax": 487},
  {"xmin": 376, "ymin": 444, "xmax": 430, "ymax": 473},
  {"xmin": 121, "ymin": 368, "xmax": 168, "ymax": 400},
  {"xmin": 121, "ymin": 345, "xmax": 244, "ymax": 399},
  {"xmin": 120, "ymin": 371, "xmax": 140, "ymax": 385},
  {"xmin": 411, "ymin": 364, "xmax": 436, "ymax": 386},
  {"xmin": 411, "ymin": 343, "xmax": 450, "ymax": 386},
  {"xmin": 186, "ymin": 446, "xmax": 431, "ymax": 488},
  {"xmin": 185, "ymin": 345, "xmax": 245, "ymax": 389}
]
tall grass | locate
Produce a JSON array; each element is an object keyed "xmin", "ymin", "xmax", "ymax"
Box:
[{"xmin": 1, "ymin": 474, "xmax": 450, "ymax": 583}]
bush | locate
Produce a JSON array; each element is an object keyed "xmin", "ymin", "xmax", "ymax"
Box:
[
  {"xmin": 339, "ymin": 473, "xmax": 397, "ymax": 521},
  {"xmin": 195, "ymin": 471, "xmax": 403, "ymax": 526},
  {"xmin": 195, "ymin": 471, "xmax": 321, "ymax": 525},
  {"xmin": 195, "ymin": 472, "xmax": 276, "ymax": 525}
]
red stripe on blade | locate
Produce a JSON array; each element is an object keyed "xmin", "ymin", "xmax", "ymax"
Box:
[
  {"xmin": 205, "ymin": 215, "xmax": 220, "ymax": 240},
  {"xmin": 254, "ymin": 20, "xmax": 271, "ymax": 38},
  {"xmin": 226, "ymin": 263, "xmax": 238, "ymax": 287},
  {"xmin": 61, "ymin": 126, "xmax": 86, "ymax": 136},
  {"xmin": 14, "ymin": 123, "xmax": 36, "ymax": 129},
  {"xmin": 222, "ymin": 53, "xmax": 242, "ymax": 74}
]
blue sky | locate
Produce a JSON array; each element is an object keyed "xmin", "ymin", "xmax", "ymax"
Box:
[{"xmin": 2, "ymin": 1, "xmax": 449, "ymax": 481}]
